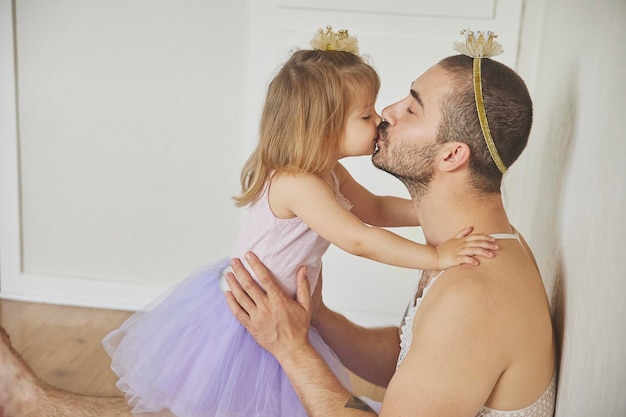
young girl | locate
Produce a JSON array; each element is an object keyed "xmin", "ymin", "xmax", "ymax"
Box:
[{"xmin": 103, "ymin": 27, "xmax": 497, "ymax": 417}]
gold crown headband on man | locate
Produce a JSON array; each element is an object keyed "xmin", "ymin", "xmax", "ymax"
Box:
[{"xmin": 453, "ymin": 29, "xmax": 508, "ymax": 174}]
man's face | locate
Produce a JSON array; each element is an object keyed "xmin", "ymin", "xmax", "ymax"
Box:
[{"xmin": 372, "ymin": 65, "xmax": 453, "ymax": 199}]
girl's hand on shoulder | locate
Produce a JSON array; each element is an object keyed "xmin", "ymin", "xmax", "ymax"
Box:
[{"xmin": 435, "ymin": 226, "xmax": 499, "ymax": 269}]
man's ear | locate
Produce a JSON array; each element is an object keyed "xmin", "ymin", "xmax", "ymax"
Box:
[{"xmin": 439, "ymin": 142, "xmax": 470, "ymax": 172}]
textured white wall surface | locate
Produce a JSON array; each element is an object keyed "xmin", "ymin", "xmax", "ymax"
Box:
[{"xmin": 507, "ymin": 0, "xmax": 626, "ymax": 414}]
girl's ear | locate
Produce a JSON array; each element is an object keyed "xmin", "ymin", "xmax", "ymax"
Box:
[{"xmin": 439, "ymin": 142, "xmax": 470, "ymax": 172}]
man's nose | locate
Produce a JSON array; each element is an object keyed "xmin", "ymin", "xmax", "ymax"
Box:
[{"xmin": 381, "ymin": 105, "xmax": 395, "ymax": 125}]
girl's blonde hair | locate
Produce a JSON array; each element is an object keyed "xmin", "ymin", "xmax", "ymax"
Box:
[{"xmin": 234, "ymin": 50, "xmax": 380, "ymax": 207}]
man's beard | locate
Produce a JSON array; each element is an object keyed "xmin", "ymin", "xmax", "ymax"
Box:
[{"xmin": 373, "ymin": 123, "xmax": 439, "ymax": 203}]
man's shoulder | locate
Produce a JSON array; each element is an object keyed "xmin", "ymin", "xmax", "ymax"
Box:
[
  {"xmin": 418, "ymin": 256, "xmax": 544, "ymax": 338},
  {"xmin": 405, "ymin": 267, "xmax": 511, "ymax": 387},
  {"xmin": 432, "ymin": 243, "xmax": 540, "ymax": 299},
  {"xmin": 429, "ymin": 266, "xmax": 494, "ymax": 302},
  {"xmin": 418, "ymin": 265, "xmax": 510, "ymax": 328},
  {"xmin": 417, "ymin": 268, "xmax": 488, "ymax": 322}
]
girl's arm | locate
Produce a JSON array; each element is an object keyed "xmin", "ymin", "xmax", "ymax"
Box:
[
  {"xmin": 270, "ymin": 171, "xmax": 496, "ymax": 271},
  {"xmin": 333, "ymin": 162, "xmax": 419, "ymax": 227}
]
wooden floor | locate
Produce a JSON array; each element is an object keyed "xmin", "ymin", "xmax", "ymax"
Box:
[
  {"xmin": 0, "ymin": 298, "xmax": 131, "ymax": 397},
  {"xmin": 0, "ymin": 299, "xmax": 386, "ymax": 402}
]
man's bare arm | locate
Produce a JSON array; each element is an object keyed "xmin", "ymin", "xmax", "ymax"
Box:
[
  {"xmin": 312, "ymin": 302, "xmax": 400, "ymax": 388},
  {"xmin": 345, "ymin": 397, "xmax": 377, "ymax": 413}
]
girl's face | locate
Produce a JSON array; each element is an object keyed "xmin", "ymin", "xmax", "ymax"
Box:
[{"xmin": 338, "ymin": 94, "xmax": 381, "ymax": 159}]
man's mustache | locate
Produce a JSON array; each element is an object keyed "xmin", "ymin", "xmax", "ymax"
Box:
[{"xmin": 378, "ymin": 120, "xmax": 390, "ymax": 140}]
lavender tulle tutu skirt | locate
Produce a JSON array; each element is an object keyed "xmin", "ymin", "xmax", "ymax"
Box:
[{"xmin": 102, "ymin": 258, "xmax": 352, "ymax": 417}]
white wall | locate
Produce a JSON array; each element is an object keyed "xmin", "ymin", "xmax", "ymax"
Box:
[
  {"xmin": 16, "ymin": 0, "xmax": 250, "ymax": 285},
  {"xmin": 1, "ymin": 0, "xmax": 251, "ymax": 307},
  {"xmin": 508, "ymin": 0, "xmax": 626, "ymax": 414}
]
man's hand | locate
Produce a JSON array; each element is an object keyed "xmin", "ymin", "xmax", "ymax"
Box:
[
  {"xmin": 224, "ymin": 254, "xmax": 381, "ymax": 417},
  {"xmin": 224, "ymin": 252, "xmax": 312, "ymax": 359}
]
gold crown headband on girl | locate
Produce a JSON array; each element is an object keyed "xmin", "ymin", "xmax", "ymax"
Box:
[
  {"xmin": 453, "ymin": 29, "xmax": 507, "ymax": 174},
  {"xmin": 309, "ymin": 25, "xmax": 359, "ymax": 55}
]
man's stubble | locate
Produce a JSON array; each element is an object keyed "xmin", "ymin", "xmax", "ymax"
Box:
[{"xmin": 372, "ymin": 123, "xmax": 440, "ymax": 204}]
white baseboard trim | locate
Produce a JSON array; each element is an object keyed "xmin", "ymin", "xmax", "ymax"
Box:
[
  {"xmin": 1, "ymin": 272, "xmax": 401, "ymax": 328},
  {"xmin": 0, "ymin": 272, "xmax": 165, "ymax": 311}
]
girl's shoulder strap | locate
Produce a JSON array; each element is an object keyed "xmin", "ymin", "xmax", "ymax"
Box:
[
  {"xmin": 251, "ymin": 170, "xmax": 275, "ymax": 206},
  {"xmin": 330, "ymin": 169, "xmax": 340, "ymax": 189}
]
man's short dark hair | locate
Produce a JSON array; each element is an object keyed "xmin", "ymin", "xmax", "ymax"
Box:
[{"xmin": 437, "ymin": 55, "xmax": 533, "ymax": 193}]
